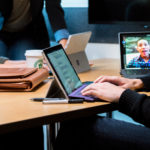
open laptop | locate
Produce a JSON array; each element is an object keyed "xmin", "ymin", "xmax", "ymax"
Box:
[
  {"xmin": 119, "ymin": 31, "xmax": 150, "ymax": 78},
  {"xmin": 43, "ymin": 44, "xmax": 98, "ymax": 102},
  {"xmin": 64, "ymin": 31, "xmax": 92, "ymax": 73}
]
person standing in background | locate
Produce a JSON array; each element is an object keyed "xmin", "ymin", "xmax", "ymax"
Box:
[
  {"xmin": 0, "ymin": 0, "xmax": 68, "ymax": 149},
  {"xmin": 0, "ymin": 0, "xmax": 69, "ymax": 60}
]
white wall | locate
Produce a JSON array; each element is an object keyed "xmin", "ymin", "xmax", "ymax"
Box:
[
  {"xmin": 85, "ymin": 43, "xmax": 120, "ymax": 60},
  {"xmin": 61, "ymin": 0, "xmax": 88, "ymax": 7}
]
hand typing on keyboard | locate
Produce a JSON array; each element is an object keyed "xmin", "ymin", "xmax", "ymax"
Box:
[
  {"xmin": 81, "ymin": 75, "xmax": 144, "ymax": 102},
  {"xmin": 81, "ymin": 82, "xmax": 125, "ymax": 103},
  {"xmin": 94, "ymin": 76, "xmax": 144, "ymax": 90}
]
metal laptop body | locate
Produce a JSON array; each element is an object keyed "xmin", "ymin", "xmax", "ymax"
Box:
[
  {"xmin": 119, "ymin": 31, "xmax": 150, "ymax": 78},
  {"xmin": 42, "ymin": 44, "xmax": 97, "ymax": 102},
  {"xmin": 65, "ymin": 31, "xmax": 92, "ymax": 73}
]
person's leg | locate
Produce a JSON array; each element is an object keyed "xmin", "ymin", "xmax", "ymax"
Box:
[
  {"xmin": 54, "ymin": 116, "xmax": 150, "ymax": 150},
  {"xmin": 0, "ymin": 40, "xmax": 8, "ymax": 57}
]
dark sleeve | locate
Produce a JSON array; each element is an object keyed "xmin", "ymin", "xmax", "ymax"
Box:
[
  {"xmin": 46, "ymin": 0, "xmax": 67, "ymax": 33},
  {"xmin": 119, "ymin": 89, "xmax": 150, "ymax": 127},
  {"xmin": 139, "ymin": 73, "xmax": 150, "ymax": 90},
  {"xmin": 0, "ymin": 56, "xmax": 8, "ymax": 64}
]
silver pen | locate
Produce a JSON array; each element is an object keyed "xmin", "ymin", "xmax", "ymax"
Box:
[
  {"xmin": 30, "ymin": 98, "xmax": 83, "ymax": 104},
  {"xmin": 43, "ymin": 99, "xmax": 68, "ymax": 104}
]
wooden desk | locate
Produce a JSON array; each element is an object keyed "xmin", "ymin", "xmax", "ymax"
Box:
[{"xmin": 0, "ymin": 59, "xmax": 119, "ymax": 134}]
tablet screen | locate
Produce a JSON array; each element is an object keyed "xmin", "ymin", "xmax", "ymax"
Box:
[{"xmin": 44, "ymin": 45, "xmax": 82, "ymax": 94}]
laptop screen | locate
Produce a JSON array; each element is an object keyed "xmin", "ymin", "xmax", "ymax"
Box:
[
  {"xmin": 120, "ymin": 32, "xmax": 150, "ymax": 69},
  {"xmin": 45, "ymin": 45, "xmax": 82, "ymax": 94}
]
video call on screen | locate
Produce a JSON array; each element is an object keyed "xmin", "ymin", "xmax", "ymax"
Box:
[{"xmin": 122, "ymin": 34, "xmax": 150, "ymax": 69}]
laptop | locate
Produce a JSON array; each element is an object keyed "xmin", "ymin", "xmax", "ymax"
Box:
[
  {"xmin": 65, "ymin": 31, "xmax": 92, "ymax": 73},
  {"xmin": 119, "ymin": 31, "xmax": 150, "ymax": 78},
  {"xmin": 42, "ymin": 44, "xmax": 98, "ymax": 102}
]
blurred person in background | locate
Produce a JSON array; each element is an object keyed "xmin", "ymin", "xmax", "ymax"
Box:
[{"xmin": 0, "ymin": 0, "xmax": 69, "ymax": 60}]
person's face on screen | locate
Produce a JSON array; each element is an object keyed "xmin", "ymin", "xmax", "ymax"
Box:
[{"xmin": 136, "ymin": 39, "xmax": 150, "ymax": 58}]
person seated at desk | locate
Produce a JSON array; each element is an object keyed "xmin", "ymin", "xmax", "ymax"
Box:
[
  {"xmin": 127, "ymin": 39, "xmax": 150, "ymax": 68},
  {"xmin": 54, "ymin": 75, "xmax": 150, "ymax": 150}
]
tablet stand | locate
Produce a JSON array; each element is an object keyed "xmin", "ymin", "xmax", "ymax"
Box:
[
  {"xmin": 46, "ymin": 78, "xmax": 66, "ymax": 99},
  {"xmin": 45, "ymin": 78, "xmax": 65, "ymax": 150}
]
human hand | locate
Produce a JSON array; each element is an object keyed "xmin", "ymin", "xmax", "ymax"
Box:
[
  {"xmin": 94, "ymin": 76, "xmax": 144, "ymax": 90},
  {"xmin": 43, "ymin": 58, "xmax": 50, "ymax": 71},
  {"xmin": 81, "ymin": 82, "xmax": 125, "ymax": 103},
  {"xmin": 59, "ymin": 39, "xmax": 68, "ymax": 48}
]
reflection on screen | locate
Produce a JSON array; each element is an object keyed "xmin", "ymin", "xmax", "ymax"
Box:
[
  {"xmin": 122, "ymin": 34, "xmax": 150, "ymax": 69},
  {"xmin": 48, "ymin": 48, "xmax": 82, "ymax": 94}
]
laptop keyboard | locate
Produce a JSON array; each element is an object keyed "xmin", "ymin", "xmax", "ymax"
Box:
[
  {"xmin": 69, "ymin": 83, "xmax": 96, "ymax": 101},
  {"xmin": 73, "ymin": 84, "xmax": 87, "ymax": 96},
  {"xmin": 125, "ymin": 69, "xmax": 150, "ymax": 75}
]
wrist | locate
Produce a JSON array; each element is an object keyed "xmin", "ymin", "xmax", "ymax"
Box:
[
  {"xmin": 115, "ymin": 88, "xmax": 126, "ymax": 103},
  {"xmin": 133, "ymin": 79, "xmax": 144, "ymax": 90},
  {"xmin": 59, "ymin": 39, "xmax": 68, "ymax": 48}
]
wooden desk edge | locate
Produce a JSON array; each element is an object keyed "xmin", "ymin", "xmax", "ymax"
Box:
[{"xmin": 0, "ymin": 103, "xmax": 118, "ymax": 134}]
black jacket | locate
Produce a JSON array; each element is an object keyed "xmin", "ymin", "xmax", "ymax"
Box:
[
  {"xmin": 0, "ymin": 0, "xmax": 67, "ymax": 34},
  {"xmin": 119, "ymin": 75, "xmax": 150, "ymax": 127}
]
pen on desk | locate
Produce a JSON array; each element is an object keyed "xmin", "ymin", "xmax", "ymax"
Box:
[
  {"xmin": 30, "ymin": 98, "xmax": 65, "ymax": 102},
  {"xmin": 43, "ymin": 99, "xmax": 68, "ymax": 104},
  {"xmin": 30, "ymin": 98, "xmax": 84, "ymax": 104},
  {"xmin": 42, "ymin": 99, "xmax": 84, "ymax": 104}
]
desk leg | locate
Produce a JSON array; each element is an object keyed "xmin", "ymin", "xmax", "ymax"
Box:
[
  {"xmin": 43, "ymin": 125, "xmax": 50, "ymax": 150},
  {"xmin": 43, "ymin": 123, "xmax": 60, "ymax": 150}
]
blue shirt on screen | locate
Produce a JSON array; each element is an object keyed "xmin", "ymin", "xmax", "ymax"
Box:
[{"xmin": 127, "ymin": 55, "xmax": 150, "ymax": 68}]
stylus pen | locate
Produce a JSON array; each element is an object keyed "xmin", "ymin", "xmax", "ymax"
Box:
[
  {"xmin": 43, "ymin": 99, "xmax": 68, "ymax": 104},
  {"xmin": 43, "ymin": 99, "xmax": 84, "ymax": 104},
  {"xmin": 30, "ymin": 98, "xmax": 65, "ymax": 102},
  {"xmin": 31, "ymin": 98, "xmax": 83, "ymax": 104}
]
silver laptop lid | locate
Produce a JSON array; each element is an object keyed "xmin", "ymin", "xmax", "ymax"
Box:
[{"xmin": 65, "ymin": 31, "xmax": 92, "ymax": 54}]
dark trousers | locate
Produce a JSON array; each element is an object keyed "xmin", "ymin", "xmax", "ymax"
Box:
[
  {"xmin": 0, "ymin": 126, "xmax": 44, "ymax": 150},
  {"xmin": 54, "ymin": 115, "xmax": 150, "ymax": 150}
]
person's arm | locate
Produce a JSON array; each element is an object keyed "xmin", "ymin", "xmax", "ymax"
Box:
[
  {"xmin": 54, "ymin": 29, "xmax": 69, "ymax": 48},
  {"xmin": 81, "ymin": 82, "xmax": 150, "ymax": 127},
  {"xmin": 119, "ymin": 89, "xmax": 150, "ymax": 127},
  {"xmin": 46, "ymin": 0, "xmax": 69, "ymax": 46},
  {"xmin": 139, "ymin": 74, "xmax": 150, "ymax": 90}
]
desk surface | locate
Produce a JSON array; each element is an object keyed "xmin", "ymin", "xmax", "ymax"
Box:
[{"xmin": 0, "ymin": 59, "xmax": 121, "ymax": 133}]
